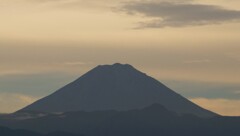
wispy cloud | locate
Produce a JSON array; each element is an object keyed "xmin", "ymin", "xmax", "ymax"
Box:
[
  {"xmin": 0, "ymin": 70, "xmax": 32, "ymax": 77},
  {"xmin": 163, "ymin": 80, "xmax": 240, "ymax": 100},
  {"xmin": 121, "ymin": 1, "xmax": 240, "ymax": 28},
  {"xmin": 63, "ymin": 61, "xmax": 91, "ymax": 66},
  {"xmin": 191, "ymin": 98, "xmax": 240, "ymax": 116},
  {"xmin": 0, "ymin": 61, "xmax": 91, "ymax": 77},
  {"xmin": 0, "ymin": 93, "xmax": 39, "ymax": 113},
  {"xmin": 23, "ymin": 0, "xmax": 122, "ymax": 9},
  {"xmin": 183, "ymin": 59, "xmax": 211, "ymax": 64},
  {"xmin": 234, "ymin": 91, "xmax": 240, "ymax": 94},
  {"xmin": 225, "ymin": 52, "xmax": 240, "ymax": 61}
]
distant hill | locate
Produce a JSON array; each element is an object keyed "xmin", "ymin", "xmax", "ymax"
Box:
[
  {"xmin": 0, "ymin": 104, "xmax": 239, "ymax": 136},
  {"xmin": 0, "ymin": 126, "xmax": 83, "ymax": 136},
  {"xmin": 19, "ymin": 63, "xmax": 216, "ymax": 117}
]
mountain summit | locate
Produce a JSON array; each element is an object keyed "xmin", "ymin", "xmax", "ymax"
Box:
[{"xmin": 20, "ymin": 63, "xmax": 216, "ymax": 117}]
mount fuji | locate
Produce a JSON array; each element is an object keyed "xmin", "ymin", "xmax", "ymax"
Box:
[{"xmin": 19, "ymin": 63, "xmax": 216, "ymax": 117}]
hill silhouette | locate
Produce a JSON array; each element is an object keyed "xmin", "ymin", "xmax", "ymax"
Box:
[
  {"xmin": 0, "ymin": 126, "xmax": 83, "ymax": 136},
  {"xmin": 0, "ymin": 104, "xmax": 239, "ymax": 136}
]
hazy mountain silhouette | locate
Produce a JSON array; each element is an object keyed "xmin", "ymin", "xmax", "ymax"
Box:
[
  {"xmin": 1, "ymin": 63, "xmax": 239, "ymax": 136},
  {"xmin": 19, "ymin": 63, "xmax": 216, "ymax": 117},
  {"xmin": 0, "ymin": 104, "xmax": 239, "ymax": 136}
]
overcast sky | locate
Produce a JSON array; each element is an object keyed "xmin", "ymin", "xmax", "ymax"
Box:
[{"xmin": 0, "ymin": 0, "xmax": 240, "ymax": 116}]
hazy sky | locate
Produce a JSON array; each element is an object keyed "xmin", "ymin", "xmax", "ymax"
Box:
[{"xmin": 0, "ymin": 0, "xmax": 240, "ymax": 116}]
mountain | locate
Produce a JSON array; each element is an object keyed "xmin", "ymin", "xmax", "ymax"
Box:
[
  {"xmin": 0, "ymin": 104, "xmax": 239, "ymax": 136},
  {"xmin": 19, "ymin": 63, "xmax": 216, "ymax": 117}
]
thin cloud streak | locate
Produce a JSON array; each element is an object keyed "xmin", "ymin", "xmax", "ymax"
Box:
[
  {"xmin": 183, "ymin": 59, "xmax": 211, "ymax": 64},
  {"xmin": 121, "ymin": 1, "xmax": 240, "ymax": 28},
  {"xmin": 234, "ymin": 91, "xmax": 240, "ymax": 94},
  {"xmin": 191, "ymin": 98, "xmax": 240, "ymax": 116},
  {"xmin": 0, "ymin": 93, "xmax": 39, "ymax": 113}
]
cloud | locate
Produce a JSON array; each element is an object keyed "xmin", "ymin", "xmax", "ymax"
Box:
[
  {"xmin": 163, "ymin": 80, "xmax": 240, "ymax": 100},
  {"xmin": 0, "ymin": 71, "xmax": 79, "ymax": 97},
  {"xmin": 0, "ymin": 93, "xmax": 39, "ymax": 113},
  {"xmin": 225, "ymin": 52, "xmax": 240, "ymax": 61},
  {"xmin": 121, "ymin": 1, "xmax": 240, "ymax": 28},
  {"xmin": 191, "ymin": 98, "xmax": 240, "ymax": 116},
  {"xmin": 0, "ymin": 70, "xmax": 32, "ymax": 77},
  {"xmin": 234, "ymin": 91, "xmax": 240, "ymax": 94},
  {"xmin": 183, "ymin": 59, "xmax": 211, "ymax": 64},
  {"xmin": 63, "ymin": 61, "xmax": 91, "ymax": 66},
  {"xmin": 23, "ymin": 0, "xmax": 125, "ymax": 10}
]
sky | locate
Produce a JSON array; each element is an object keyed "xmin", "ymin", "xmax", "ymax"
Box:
[{"xmin": 0, "ymin": 0, "xmax": 240, "ymax": 116}]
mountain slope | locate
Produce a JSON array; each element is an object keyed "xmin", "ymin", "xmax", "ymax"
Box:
[{"xmin": 20, "ymin": 63, "xmax": 216, "ymax": 117}]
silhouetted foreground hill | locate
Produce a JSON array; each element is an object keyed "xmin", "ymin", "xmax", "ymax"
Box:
[
  {"xmin": 0, "ymin": 104, "xmax": 239, "ymax": 136},
  {"xmin": 0, "ymin": 126, "xmax": 83, "ymax": 136}
]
